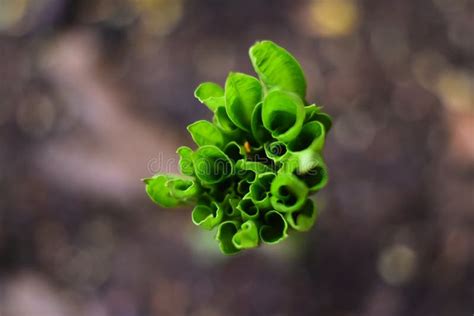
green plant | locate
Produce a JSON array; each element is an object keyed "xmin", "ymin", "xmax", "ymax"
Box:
[{"xmin": 144, "ymin": 40, "xmax": 331, "ymax": 254}]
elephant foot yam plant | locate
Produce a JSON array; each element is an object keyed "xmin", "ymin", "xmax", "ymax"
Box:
[{"xmin": 144, "ymin": 40, "xmax": 332, "ymax": 255}]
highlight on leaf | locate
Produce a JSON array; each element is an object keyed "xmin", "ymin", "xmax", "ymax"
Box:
[
  {"xmin": 249, "ymin": 40, "xmax": 307, "ymax": 98},
  {"xmin": 187, "ymin": 120, "xmax": 225, "ymax": 148},
  {"xmin": 145, "ymin": 40, "xmax": 332, "ymax": 255},
  {"xmin": 194, "ymin": 82, "xmax": 225, "ymax": 112},
  {"xmin": 294, "ymin": 157, "xmax": 329, "ymax": 192}
]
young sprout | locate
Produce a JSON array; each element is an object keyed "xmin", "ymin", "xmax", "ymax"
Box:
[{"xmin": 145, "ymin": 40, "xmax": 332, "ymax": 255}]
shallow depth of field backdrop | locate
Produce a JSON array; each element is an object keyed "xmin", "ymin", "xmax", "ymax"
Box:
[{"xmin": 0, "ymin": 0, "xmax": 473, "ymax": 315}]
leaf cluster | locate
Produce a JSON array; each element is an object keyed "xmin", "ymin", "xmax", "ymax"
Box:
[{"xmin": 145, "ymin": 41, "xmax": 332, "ymax": 254}]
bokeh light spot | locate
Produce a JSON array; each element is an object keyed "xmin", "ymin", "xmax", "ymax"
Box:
[
  {"xmin": 131, "ymin": 0, "xmax": 183, "ymax": 36},
  {"xmin": 436, "ymin": 69, "xmax": 474, "ymax": 113},
  {"xmin": 0, "ymin": 0, "xmax": 27, "ymax": 32},
  {"xmin": 308, "ymin": 0, "xmax": 360, "ymax": 37},
  {"xmin": 377, "ymin": 244, "xmax": 417, "ymax": 286}
]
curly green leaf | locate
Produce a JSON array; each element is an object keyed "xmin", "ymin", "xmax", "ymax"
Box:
[
  {"xmin": 249, "ymin": 40, "xmax": 306, "ymax": 98},
  {"xmin": 225, "ymin": 72, "xmax": 262, "ymax": 131},
  {"xmin": 262, "ymin": 90, "xmax": 305, "ymax": 143}
]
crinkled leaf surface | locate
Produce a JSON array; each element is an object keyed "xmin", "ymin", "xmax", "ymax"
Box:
[
  {"xmin": 249, "ymin": 40, "xmax": 306, "ymax": 98},
  {"xmin": 187, "ymin": 120, "xmax": 225, "ymax": 148},
  {"xmin": 225, "ymin": 72, "xmax": 262, "ymax": 131}
]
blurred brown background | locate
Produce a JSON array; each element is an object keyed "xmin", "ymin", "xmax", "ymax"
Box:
[{"xmin": 0, "ymin": 0, "xmax": 473, "ymax": 315}]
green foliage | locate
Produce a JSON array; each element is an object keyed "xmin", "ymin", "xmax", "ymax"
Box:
[
  {"xmin": 249, "ymin": 40, "xmax": 307, "ymax": 98},
  {"xmin": 194, "ymin": 82, "xmax": 225, "ymax": 112},
  {"xmin": 192, "ymin": 202, "xmax": 224, "ymax": 230},
  {"xmin": 262, "ymin": 89, "xmax": 305, "ymax": 142},
  {"xmin": 193, "ymin": 145, "xmax": 233, "ymax": 184},
  {"xmin": 144, "ymin": 174, "xmax": 197, "ymax": 208},
  {"xmin": 225, "ymin": 72, "xmax": 262, "ymax": 131},
  {"xmin": 187, "ymin": 120, "xmax": 225, "ymax": 147},
  {"xmin": 270, "ymin": 172, "xmax": 308, "ymax": 213},
  {"xmin": 145, "ymin": 40, "xmax": 332, "ymax": 254}
]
